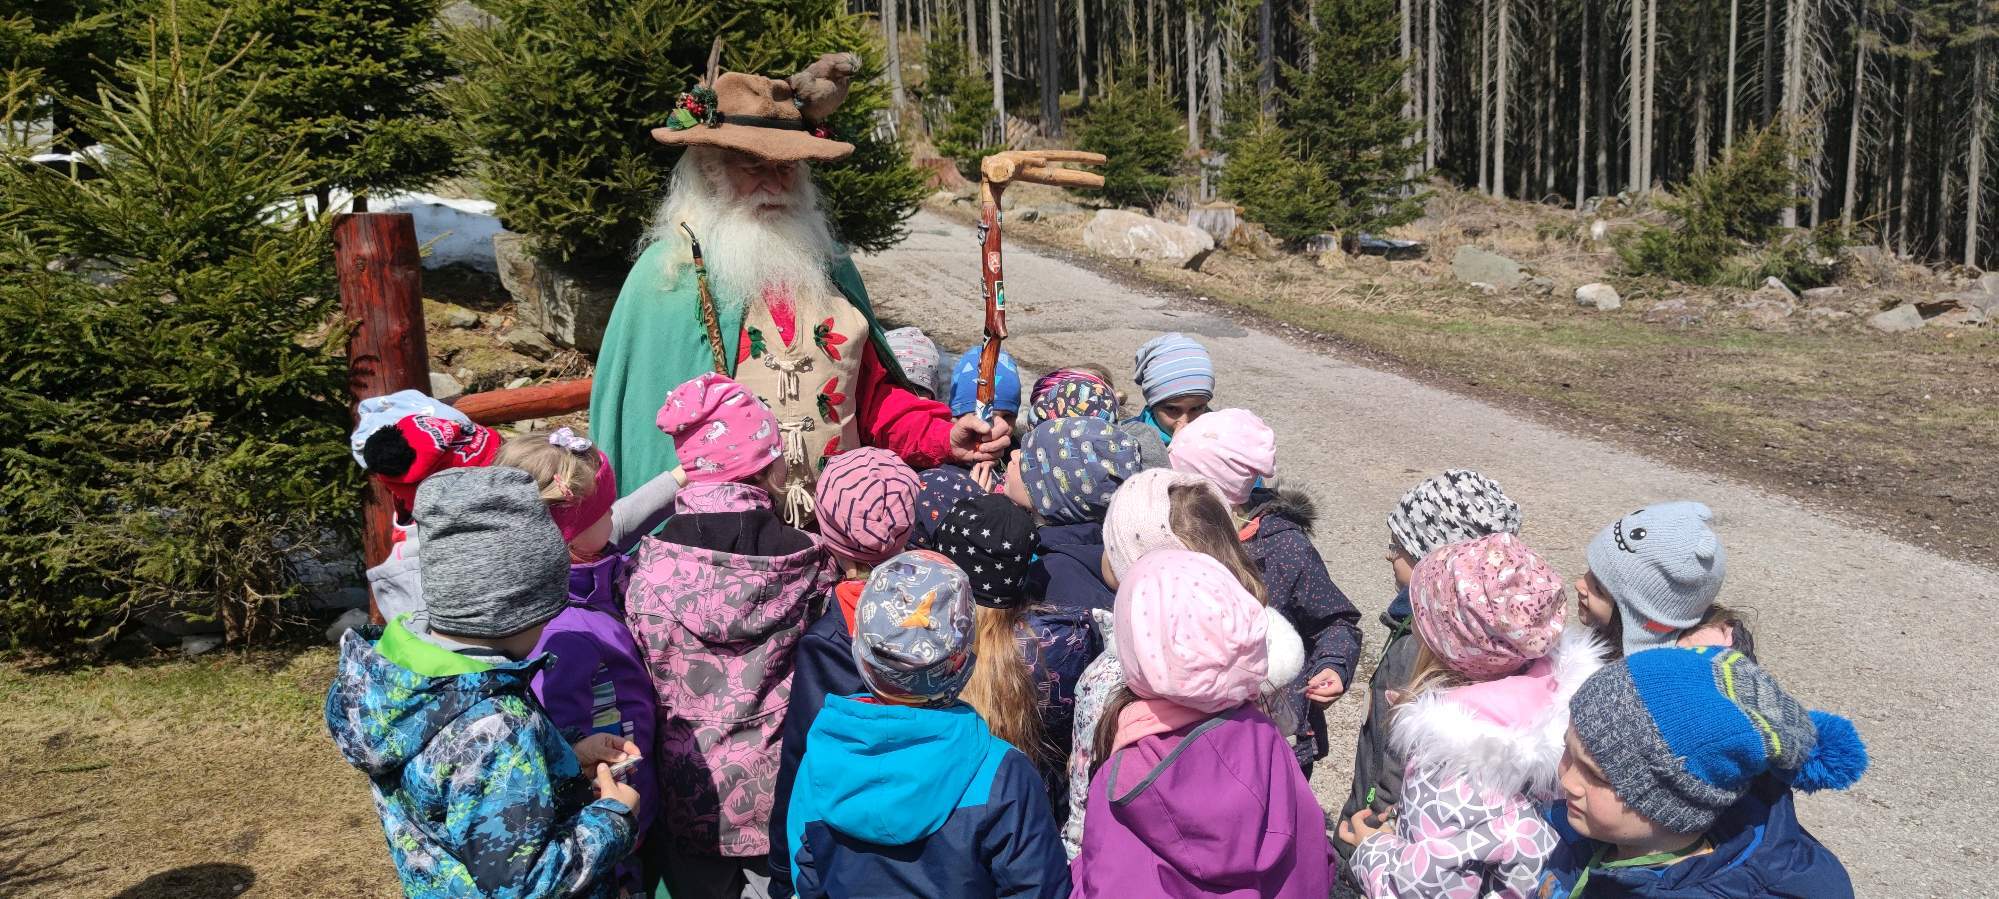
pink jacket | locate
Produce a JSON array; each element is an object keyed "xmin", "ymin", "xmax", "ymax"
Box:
[
  {"xmin": 623, "ymin": 485, "xmax": 837, "ymax": 857},
  {"xmin": 1351, "ymin": 627, "xmax": 1605, "ymax": 899}
]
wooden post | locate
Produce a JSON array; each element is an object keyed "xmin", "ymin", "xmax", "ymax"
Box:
[{"xmin": 334, "ymin": 212, "xmax": 428, "ymax": 624}]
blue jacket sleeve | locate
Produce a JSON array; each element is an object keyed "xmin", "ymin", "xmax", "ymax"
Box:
[
  {"xmin": 982, "ymin": 752, "xmax": 1074, "ymax": 898},
  {"xmin": 1269, "ymin": 532, "xmax": 1363, "ymax": 686},
  {"xmin": 534, "ymin": 630, "xmax": 608, "ymax": 743},
  {"xmin": 429, "ymin": 701, "xmax": 636, "ymax": 898},
  {"xmin": 767, "ymin": 622, "xmax": 855, "ymax": 899}
]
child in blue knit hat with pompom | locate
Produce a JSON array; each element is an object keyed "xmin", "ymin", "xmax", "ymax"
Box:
[{"xmin": 1540, "ymin": 646, "xmax": 1867, "ymax": 897}]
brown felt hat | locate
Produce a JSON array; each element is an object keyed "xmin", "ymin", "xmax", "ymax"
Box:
[{"xmin": 652, "ymin": 60, "xmax": 858, "ymax": 163}]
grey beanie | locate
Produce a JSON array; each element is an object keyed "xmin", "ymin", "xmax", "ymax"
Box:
[
  {"xmin": 1585, "ymin": 501, "xmax": 1726, "ymax": 656},
  {"xmin": 1386, "ymin": 469, "xmax": 1523, "ymax": 559},
  {"xmin": 414, "ymin": 466, "xmax": 570, "ymax": 638},
  {"xmin": 1116, "ymin": 420, "xmax": 1170, "ymax": 472}
]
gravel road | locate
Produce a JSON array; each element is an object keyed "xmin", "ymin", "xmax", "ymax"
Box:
[{"xmin": 857, "ymin": 211, "xmax": 1999, "ymax": 897}]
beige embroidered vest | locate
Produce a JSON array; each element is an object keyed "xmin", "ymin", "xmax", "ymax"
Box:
[{"xmin": 729, "ymin": 292, "xmax": 868, "ymax": 525}]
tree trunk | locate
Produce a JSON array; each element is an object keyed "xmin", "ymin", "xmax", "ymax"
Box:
[
  {"xmin": 1694, "ymin": 24, "xmax": 1711, "ymax": 174},
  {"xmin": 1204, "ymin": 5, "xmax": 1223, "ymax": 139},
  {"xmin": 1308, "ymin": 0, "xmax": 1320, "ymax": 68},
  {"xmin": 1427, "ymin": 0, "xmax": 1440, "ymax": 171},
  {"xmin": 1841, "ymin": 9, "xmax": 1864, "ymax": 229},
  {"xmin": 1967, "ymin": 22, "xmax": 1988, "ymax": 267},
  {"xmin": 966, "ymin": 0, "xmax": 980, "ymax": 66},
  {"xmin": 885, "ymin": 0, "xmax": 907, "ymax": 118},
  {"xmin": 1724, "ymin": 0, "xmax": 1739, "ymax": 149},
  {"xmin": 1577, "ymin": 0, "xmax": 1591, "ymax": 208},
  {"xmin": 1642, "ymin": 0, "xmax": 1659, "ymax": 189},
  {"xmin": 1628, "ymin": 0, "xmax": 1643, "ymax": 192},
  {"xmin": 1543, "ymin": 12, "xmax": 1557, "ymax": 196},
  {"xmin": 1038, "ymin": 0, "xmax": 1062, "ymax": 135},
  {"xmin": 1186, "ymin": 3, "xmax": 1200, "ymax": 153},
  {"xmin": 1479, "ymin": 0, "xmax": 1495, "ymax": 194},
  {"xmin": 1260, "ymin": 0, "xmax": 1276, "ymax": 112},
  {"xmin": 1595, "ymin": 0, "xmax": 1610, "ymax": 196},
  {"xmin": 1494, "ymin": 0, "xmax": 1509, "ymax": 198},
  {"xmin": 1898, "ymin": 52, "xmax": 1915, "ymax": 257},
  {"xmin": 990, "ymin": 0, "xmax": 1005, "ymax": 140},
  {"xmin": 1076, "ymin": 0, "xmax": 1089, "ymax": 99},
  {"xmin": 1761, "ymin": 0, "xmax": 1778, "ymax": 125},
  {"xmin": 1779, "ymin": 0, "xmax": 1801, "ymax": 228}
]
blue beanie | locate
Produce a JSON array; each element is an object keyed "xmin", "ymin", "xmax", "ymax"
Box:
[
  {"xmin": 1133, "ymin": 333, "xmax": 1215, "ymax": 408},
  {"xmin": 1570, "ymin": 647, "xmax": 1868, "ymax": 833},
  {"xmin": 949, "ymin": 345, "xmax": 1022, "ymax": 417}
]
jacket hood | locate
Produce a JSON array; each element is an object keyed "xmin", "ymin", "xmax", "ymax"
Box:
[
  {"xmin": 1037, "ymin": 521, "xmax": 1104, "ymax": 553},
  {"xmin": 799, "ymin": 695, "xmax": 1002, "ymax": 846},
  {"xmin": 1382, "ymin": 584, "xmax": 1412, "ymax": 631},
  {"xmin": 1391, "ymin": 626, "xmax": 1606, "ymax": 801},
  {"xmin": 630, "ymin": 516, "xmax": 829, "ymax": 646},
  {"xmin": 323, "ymin": 627, "xmax": 543, "ymax": 779},
  {"xmin": 567, "ymin": 552, "xmax": 628, "ymax": 616},
  {"xmin": 1247, "ymin": 487, "xmax": 1316, "ymax": 535}
]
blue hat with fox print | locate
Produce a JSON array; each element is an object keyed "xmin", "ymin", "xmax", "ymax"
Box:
[{"xmin": 852, "ymin": 550, "xmax": 977, "ymax": 707}]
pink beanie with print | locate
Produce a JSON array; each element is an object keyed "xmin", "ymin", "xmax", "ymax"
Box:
[
  {"xmin": 813, "ymin": 448, "xmax": 921, "ymax": 565},
  {"xmin": 1410, "ymin": 532, "xmax": 1568, "ymax": 678},
  {"xmin": 1102, "ymin": 468, "xmax": 1223, "ymax": 580},
  {"xmin": 655, "ymin": 373, "xmax": 782, "ymax": 484},
  {"xmin": 1115, "ymin": 549, "xmax": 1269, "ymax": 713},
  {"xmin": 1167, "ymin": 408, "xmax": 1276, "ymax": 506}
]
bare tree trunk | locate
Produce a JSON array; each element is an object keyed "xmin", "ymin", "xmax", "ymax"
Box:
[
  {"xmin": 1841, "ymin": 9, "xmax": 1864, "ymax": 229},
  {"xmin": 1494, "ymin": 0, "xmax": 1509, "ymax": 198},
  {"xmin": 1898, "ymin": 53, "xmax": 1915, "ymax": 257},
  {"xmin": 1761, "ymin": 0, "xmax": 1778, "ymax": 126},
  {"xmin": 1308, "ymin": 0, "xmax": 1320, "ymax": 68},
  {"xmin": 1779, "ymin": 0, "xmax": 1801, "ymax": 228},
  {"xmin": 1204, "ymin": 5, "xmax": 1223, "ymax": 139},
  {"xmin": 1642, "ymin": 0, "xmax": 1659, "ymax": 189},
  {"xmin": 1076, "ymin": 0, "xmax": 1089, "ymax": 99},
  {"xmin": 990, "ymin": 0, "xmax": 1005, "ymax": 140},
  {"xmin": 1147, "ymin": 0, "xmax": 1158, "ymax": 87},
  {"xmin": 885, "ymin": 0, "xmax": 907, "ymax": 117},
  {"xmin": 1724, "ymin": 0, "xmax": 1740, "ymax": 149},
  {"xmin": 966, "ymin": 0, "xmax": 980, "ymax": 66},
  {"xmin": 1695, "ymin": 25, "xmax": 1711, "ymax": 174},
  {"xmin": 1401, "ymin": 0, "xmax": 1414, "ymax": 121},
  {"xmin": 1479, "ymin": 0, "xmax": 1495, "ymax": 194},
  {"xmin": 1628, "ymin": 0, "xmax": 1643, "ymax": 192},
  {"xmin": 1543, "ymin": 13, "xmax": 1557, "ymax": 196},
  {"xmin": 1968, "ymin": 21, "xmax": 1989, "ymax": 267},
  {"xmin": 1595, "ymin": 0, "xmax": 1610, "ymax": 196},
  {"xmin": 1427, "ymin": 0, "xmax": 1440, "ymax": 171},
  {"xmin": 1186, "ymin": 3, "xmax": 1200, "ymax": 153},
  {"xmin": 1260, "ymin": 0, "xmax": 1276, "ymax": 112},
  {"xmin": 1578, "ymin": 0, "xmax": 1591, "ymax": 208},
  {"xmin": 1038, "ymin": 0, "xmax": 1062, "ymax": 135}
]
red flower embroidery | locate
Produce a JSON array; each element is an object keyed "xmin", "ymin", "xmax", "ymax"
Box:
[
  {"xmin": 817, "ymin": 376, "xmax": 848, "ymax": 424},
  {"xmin": 813, "ymin": 318, "xmax": 849, "ymax": 362},
  {"xmin": 822, "ymin": 435, "xmax": 841, "ymax": 458}
]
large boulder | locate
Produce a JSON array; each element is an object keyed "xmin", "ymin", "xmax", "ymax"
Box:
[
  {"xmin": 1575, "ymin": 283, "xmax": 1622, "ymax": 310},
  {"xmin": 1451, "ymin": 246, "xmax": 1526, "ymax": 290},
  {"xmin": 1867, "ymin": 304, "xmax": 1925, "ymax": 333},
  {"xmin": 1082, "ymin": 209, "xmax": 1216, "ymax": 270},
  {"xmin": 493, "ymin": 231, "xmax": 620, "ymax": 354}
]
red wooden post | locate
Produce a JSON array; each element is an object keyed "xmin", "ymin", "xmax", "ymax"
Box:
[{"xmin": 335, "ymin": 212, "xmax": 429, "ymax": 624}]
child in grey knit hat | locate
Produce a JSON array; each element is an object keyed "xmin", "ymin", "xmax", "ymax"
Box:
[{"xmin": 1574, "ymin": 500, "xmax": 1754, "ymax": 660}]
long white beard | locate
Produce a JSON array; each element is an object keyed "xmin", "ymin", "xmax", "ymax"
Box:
[{"xmin": 646, "ymin": 148, "xmax": 841, "ymax": 318}]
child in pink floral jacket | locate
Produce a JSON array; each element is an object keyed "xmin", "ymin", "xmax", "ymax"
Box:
[
  {"xmin": 1339, "ymin": 533, "xmax": 1607, "ymax": 899},
  {"xmin": 625, "ymin": 373, "xmax": 838, "ymax": 899}
]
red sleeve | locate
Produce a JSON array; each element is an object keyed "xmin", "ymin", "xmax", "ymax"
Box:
[{"xmin": 856, "ymin": 343, "xmax": 955, "ymax": 469}]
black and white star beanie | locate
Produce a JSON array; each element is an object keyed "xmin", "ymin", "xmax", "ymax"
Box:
[
  {"xmin": 932, "ymin": 493, "xmax": 1040, "ymax": 608},
  {"xmin": 1386, "ymin": 468, "xmax": 1523, "ymax": 559}
]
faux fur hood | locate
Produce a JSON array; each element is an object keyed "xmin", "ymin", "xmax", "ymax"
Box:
[
  {"xmin": 1388, "ymin": 626, "xmax": 1607, "ymax": 801},
  {"xmin": 1247, "ymin": 487, "xmax": 1316, "ymax": 535}
]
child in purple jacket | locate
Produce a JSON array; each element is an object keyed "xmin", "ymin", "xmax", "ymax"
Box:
[{"xmin": 496, "ymin": 428, "xmax": 687, "ymax": 897}]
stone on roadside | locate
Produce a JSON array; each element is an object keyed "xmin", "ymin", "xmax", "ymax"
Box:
[
  {"xmin": 428, "ymin": 371, "xmax": 465, "ymax": 403},
  {"xmin": 444, "ymin": 305, "xmax": 481, "ymax": 329},
  {"xmin": 1760, "ymin": 276, "xmax": 1798, "ymax": 302},
  {"xmin": 1801, "ymin": 286, "xmax": 1845, "ymax": 303},
  {"xmin": 1081, "ymin": 209, "xmax": 1215, "ymax": 270},
  {"xmin": 1643, "ymin": 298, "xmax": 1697, "ymax": 326},
  {"xmin": 1927, "ymin": 307, "xmax": 1988, "ymax": 329},
  {"xmin": 1528, "ymin": 277, "xmax": 1556, "ymax": 297},
  {"xmin": 181, "ymin": 634, "xmax": 224, "ymax": 656},
  {"xmin": 503, "ymin": 326, "xmax": 556, "ymax": 360},
  {"xmin": 1451, "ymin": 246, "xmax": 1526, "ymax": 290},
  {"xmin": 505, "ymin": 375, "xmax": 532, "ymax": 390},
  {"xmin": 1575, "ymin": 283, "xmax": 1622, "ymax": 310},
  {"xmin": 1978, "ymin": 272, "xmax": 1999, "ymax": 296},
  {"xmin": 1867, "ymin": 304, "xmax": 1925, "ymax": 333}
]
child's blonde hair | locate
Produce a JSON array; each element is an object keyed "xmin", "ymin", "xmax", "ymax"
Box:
[
  {"xmin": 1398, "ymin": 641, "xmax": 1474, "ymax": 705},
  {"xmin": 960, "ymin": 605, "xmax": 1048, "ymax": 766},
  {"xmin": 495, "ymin": 433, "xmax": 603, "ymax": 506}
]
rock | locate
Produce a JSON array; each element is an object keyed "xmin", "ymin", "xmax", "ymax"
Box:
[
  {"xmin": 1927, "ymin": 306, "xmax": 1988, "ymax": 329},
  {"xmin": 1643, "ymin": 298, "xmax": 1697, "ymax": 325},
  {"xmin": 1186, "ymin": 202, "xmax": 1246, "ymax": 244},
  {"xmin": 428, "ymin": 370, "xmax": 465, "ymax": 403},
  {"xmin": 325, "ymin": 608, "xmax": 372, "ymax": 644},
  {"xmin": 1979, "ymin": 272, "xmax": 1999, "ymax": 295},
  {"xmin": 1451, "ymin": 246, "xmax": 1526, "ymax": 290},
  {"xmin": 1921, "ymin": 292, "xmax": 1992, "ymax": 315},
  {"xmin": 1868, "ymin": 304, "xmax": 1925, "ymax": 333},
  {"xmin": 502, "ymin": 326, "xmax": 557, "ymax": 361},
  {"xmin": 1741, "ymin": 298, "xmax": 1795, "ymax": 330},
  {"xmin": 1224, "ymin": 222, "xmax": 1280, "ymax": 259},
  {"xmin": 1589, "ymin": 220, "xmax": 1612, "ymax": 242},
  {"xmin": 180, "ymin": 634, "xmax": 225, "ymax": 656},
  {"xmin": 1805, "ymin": 307, "xmax": 1853, "ymax": 325},
  {"xmin": 1760, "ymin": 276, "xmax": 1798, "ymax": 302},
  {"xmin": 505, "ymin": 375, "xmax": 532, "ymax": 390},
  {"xmin": 1081, "ymin": 209, "xmax": 1216, "ymax": 270},
  {"xmin": 493, "ymin": 231, "xmax": 620, "ymax": 354},
  {"xmin": 1528, "ymin": 277, "xmax": 1556, "ymax": 297},
  {"xmin": 1575, "ymin": 283, "xmax": 1622, "ymax": 310},
  {"xmin": 444, "ymin": 305, "xmax": 481, "ymax": 329},
  {"xmin": 1800, "ymin": 286, "xmax": 1845, "ymax": 303}
]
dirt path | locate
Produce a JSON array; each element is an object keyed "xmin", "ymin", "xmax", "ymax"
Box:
[{"xmin": 858, "ymin": 211, "xmax": 1999, "ymax": 897}]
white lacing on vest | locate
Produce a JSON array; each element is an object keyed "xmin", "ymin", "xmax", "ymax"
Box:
[
  {"xmin": 776, "ymin": 416, "xmax": 817, "ymax": 525},
  {"xmin": 763, "ymin": 355, "xmax": 814, "ymax": 402}
]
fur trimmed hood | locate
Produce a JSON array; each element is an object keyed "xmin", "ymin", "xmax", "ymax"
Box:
[
  {"xmin": 1247, "ymin": 487, "xmax": 1317, "ymax": 535},
  {"xmin": 1388, "ymin": 626, "xmax": 1607, "ymax": 801}
]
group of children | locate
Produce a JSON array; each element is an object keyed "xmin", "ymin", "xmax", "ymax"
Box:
[{"xmin": 327, "ymin": 331, "xmax": 1869, "ymax": 899}]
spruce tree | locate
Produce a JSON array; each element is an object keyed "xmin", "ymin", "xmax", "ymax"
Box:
[
  {"xmin": 1219, "ymin": 116, "xmax": 1340, "ymax": 246},
  {"xmin": 0, "ymin": 0, "xmax": 141, "ymax": 146},
  {"xmin": 919, "ymin": 15, "xmax": 998, "ymax": 179},
  {"xmin": 0, "ymin": 19, "xmax": 355, "ymax": 651},
  {"xmin": 444, "ymin": 0, "xmax": 926, "ymax": 271},
  {"xmin": 1075, "ymin": 68, "xmax": 1186, "ymax": 211},
  {"xmin": 1279, "ymin": 0, "xmax": 1424, "ymax": 235},
  {"xmin": 189, "ymin": 0, "xmax": 459, "ymax": 208}
]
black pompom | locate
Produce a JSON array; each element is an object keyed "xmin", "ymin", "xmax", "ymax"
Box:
[{"xmin": 361, "ymin": 426, "xmax": 417, "ymax": 477}]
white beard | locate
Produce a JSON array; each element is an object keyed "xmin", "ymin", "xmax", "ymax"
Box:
[{"xmin": 646, "ymin": 147, "xmax": 842, "ymax": 318}]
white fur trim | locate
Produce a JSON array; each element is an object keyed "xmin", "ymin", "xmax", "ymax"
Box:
[
  {"xmin": 1388, "ymin": 626, "xmax": 1608, "ymax": 800},
  {"xmin": 1261, "ymin": 606, "xmax": 1306, "ymax": 693}
]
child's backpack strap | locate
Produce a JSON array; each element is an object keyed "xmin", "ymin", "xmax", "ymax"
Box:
[{"xmin": 1106, "ymin": 714, "xmax": 1230, "ymax": 806}]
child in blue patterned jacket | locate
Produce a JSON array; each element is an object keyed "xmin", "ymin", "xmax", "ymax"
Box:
[{"xmin": 326, "ymin": 466, "xmax": 641, "ymax": 899}]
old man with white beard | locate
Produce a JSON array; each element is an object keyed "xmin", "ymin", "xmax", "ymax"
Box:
[{"xmin": 589, "ymin": 55, "xmax": 1009, "ymax": 518}]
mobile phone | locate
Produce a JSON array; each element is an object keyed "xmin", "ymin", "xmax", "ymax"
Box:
[{"xmin": 607, "ymin": 755, "xmax": 642, "ymax": 779}]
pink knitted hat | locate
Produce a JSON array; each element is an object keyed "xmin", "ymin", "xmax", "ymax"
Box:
[
  {"xmin": 1410, "ymin": 532, "xmax": 1568, "ymax": 678},
  {"xmin": 1115, "ymin": 549, "xmax": 1269, "ymax": 714},
  {"xmin": 1102, "ymin": 468, "xmax": 1223, "ymax": 580},
  {"xmin": 813, "ymin": 448, "xmax": 921, "ymax": 565},
  {"xmin": 655, "ymin": 373, "xmax": 782, "ymax": 484},
  {"xmin": 1167, "ymin": 408, "xmax": 1276, "ymax": 506}
]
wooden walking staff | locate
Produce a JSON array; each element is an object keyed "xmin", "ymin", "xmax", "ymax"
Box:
[{"xmin": 973, "ymin": 150, "xmax": 1106, "ymax": 421}]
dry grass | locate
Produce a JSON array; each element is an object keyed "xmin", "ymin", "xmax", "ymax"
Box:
[{"xmin": 0, "ymin": 650, "xmax": 399, "ymax": 898}]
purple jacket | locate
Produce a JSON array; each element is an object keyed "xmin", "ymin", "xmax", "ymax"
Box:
[
  {"xmin": 623, "ymin": 483, "xmax": 837, "ymax": 858},
  {"xmin": 1071, "ymin": 705, "xmax": 1333, "ymax": 899}
]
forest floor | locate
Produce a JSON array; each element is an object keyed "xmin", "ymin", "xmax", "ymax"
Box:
[{"xmin": 931, "ymin": 183, "xmax": 1999, "ymax": 568}]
